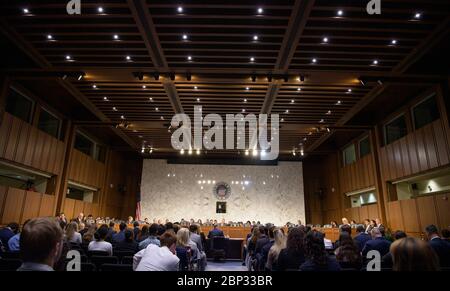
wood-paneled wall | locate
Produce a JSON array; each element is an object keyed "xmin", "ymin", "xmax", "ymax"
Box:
[
  {"xmin": 339, "ymin": 154, "xmax": 376, "ymax": 194},
  {"xmin": 68, "ymin": 149, "xmax": 106, "ymax": 188},
  {"xmin": 62, "ymin": 198, "xmax": 99, "ymax": 220},
  {"xmin": 0, "ymin": 185, "xmax": 56, "ymax": 224},
  {"xmin": 0, "ymin": 112, "xmax": 65, "ymax": 175},
  {"xmin": 343, "ymin": 204, "xmax": 379, "ymax": 224},
  {"xmin": 379, "ymin": 119, "xmax": 450, "ymax": 182}
]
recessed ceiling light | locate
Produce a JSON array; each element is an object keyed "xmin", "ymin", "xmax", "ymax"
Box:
[
  {"xmin": 196, "ymin": 149, "xmax": 200, "ymax": 155},
  {"xmin": 142, "ymin": 85, "xmax": 146, "ymax": 89},
  {"xmin": 319, "ymin": 119, "xmax": 324, "ymax": 123},
  {"xmin": 246, "ymin": 87, "xmax": 250, "ymax": 90},
  {"xmin": 155, "ymin": 107, "xmax": 159, "ymax": 111},
  {"xmin": 253, "ymin": 35, "xmax": 259, "ymax": 41},
  {"xmin": 182, "ymin": 34, "xmax": 188, "ymax": 40},
  {"xmin": 285, "ymin": 110, "xmax": 289, "ymax": 114},
  {"xmin": 197, "ymin": 98, "xmax": 200, "ymax": 102},
  {"xmin": 120, "ymin": 115, "xmax": 125, "ymax": 119},
  {"xmin": 336, "ymin": 100, "xmax": 342, "ymax": 105},
  {"xmin": 160, "ymin": 116, "xmax": 164, "ymax": 120},
  {"xmin": 250, "ymin": 57, "xmax": 255, "ymax": 62},
  {"xmin": 113, "ymin": 34, "xmax": 119, "ymax": 40},
  {"xmin": 23, "ymin": 8, "xmax": 29, "ymax": 14},
  {"xmin": 257, "ymin": 7, "xmax": 263, "ymax": 14},
  {"xmin": 180, "ymin": 149, "xmax": 185, "ymax": 155},
  {"xmin": 326, "ymin": 110, "xmax": 332, "ymax": 115},
  {"xmin": 323, "ymin": 37, "xmax": 328, "ymax": 43},
  {"xmin": 414, "ymin": 12, "xmax": 421, "ymax": 19},
  {"xmin": 372, "ymin": 59, "xmax": 379, "ymax": 65},
  {"xmin": 312, "ymin": 58, "xmax": 317, "ymax": 63},
  {"xmin": 297, "ymin": 87, "xmax": 301, "ymax": 91},
  {"xmin": 281, "ymin": 118, "xmax": 284, "ymax": 122},
  {"xmin": 126, "ymin": 55, "xmax": 131, "ymax": 61},
  {"xmin": 92, "ymin": 85, "xmax": 97, "ymax": 89},
  {"xmin": 187, "ymin": 55, "xmax": 192, "ymax": 61},
  {"xmin": 112, "ymin": 107, "xmax": 117, "ymax": 111},
  {"xmin": 244, "ymin": 99, "xmax": 247, "ymax": 102},
  {"xmin": 347, "ymin": 89, "xmax": 352, "ymax": 93},
  {"xmin": 103, "ymin": 97, "xmax": 108, "ymax": 101},
  {"xmin": 98, "ymin": 7, "xmax": 104, "ymax": 13},
  {"xmin": 149, "ymin": 97, "xmax": 153, "ymax": 102},
  {"xmin": 337, "ymin": 10, "xmax": 343, "ymax": 16},
  {"xmin": 242, "ymin": 109, "xmax": 246, "ymax": 113},
  {"xmin": 291, "ymin": 99, "xmax": 295, "ymax": 103},
  {"xmin": 47, "ymin": 34, "xmax": 53, "ymax": 40},
  {"xmin": 391, "ymin": 39, "xmax": 397, "ymax": 45},
  {"xmin": 194, "ymin": 86, "xmax": 198, "ymax": 90},
  {"xmin": 177, "ymin": 6, "xmax": 183, "ymax": 13},
  {"xmin": 65, "ymin": 55, "xmax": 72, "ymax": 60}
]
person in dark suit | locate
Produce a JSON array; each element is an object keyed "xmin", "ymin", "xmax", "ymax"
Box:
[
  {"xmin": 0, "ymin": 222, "xmax": 19, "ymax": 249},
  {"xmin": 255, "ymin": 225, "xmax": 269, "ymax": 255},
  {"xmin": 207, "ymin": 224, "xmax": 224, "ymax": 238},
  {"xmin": 382, "ymin": 230, "xmax": 407, "ymax": 268},
  {"xmin": 353, "ymin": 225, "xmax": 371, "ymax": 252},
  {"xmin": 114, "ymin": 229, "xmax": 139, "ymax": 253},
  {"xmin": 300, "ymin": 230, "xmax": 341, "ymax": 271},
  {"xmin": 362, "ymin": 227, "xmax": 391, "ymax": 258},
  {"xmin": 425, "ymin": 224, "xmax": 450, "ymax": 268},
  {"xmin": 133, "ymin": 221, "xmax": 140, "ymax": 240},
  {"xmin": 112, "ymin": 222, "xmax": 127, "ymax": 244}
]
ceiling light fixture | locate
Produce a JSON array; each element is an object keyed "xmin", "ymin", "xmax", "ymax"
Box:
[
  {"xmin": 182, "ymin": 34, "xmax": 188, "ymax": 40},
  {"xmin": 322, "ymin": 37, "xmax": 328, "ymax": 43},
  {"xmin": 257, "ymin": 8, "xmax": 263, "ymax": 14},
  {"xmin": 337, "ymin": 10, "xmax": 343, "ymax": 16},
  {"xmin": 253, "ymin": 35, "xmax": 258, "ymax": 41},
  {"xmin": 177, "ymin": 7, "xmax": 183, "ymax": 13},
  {"xmin": 98, "ymin": 7, "xmax": 104, "ymax": 13}
]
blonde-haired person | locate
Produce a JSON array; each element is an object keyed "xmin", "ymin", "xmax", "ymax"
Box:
[
  {"xmin": 176, "ymin": 228, "xmax": 198, "ymax": 270},
  {"xmin": 265, "ymin": 228, "xmax": 286, "ymax": 270},
  {"xmin": 65, "ymin": 221, "xmax": 82, "ymax": 245}
]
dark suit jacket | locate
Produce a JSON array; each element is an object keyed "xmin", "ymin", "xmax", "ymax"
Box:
[
  {"xmin": 277, "ymin": 248, "xmax": 305, "ymax": 271},
  {"xmin": 208, "ymin": 228, "xmax": 224, "ymax": 239},
  {"xmin": 300, "ymin": 257, "xmax": 341, "ymax": 271},
  {"xmin": 255, "ymin": 235, "xmax": 269, "ymax": 254},
  {"xmin": 429, "ymin": 237, "xmax": 450, "ymax": 267},
  {"xmin": 114, "ymin": 241, "xmax": 139, "ymax": 253},
  {"xmin": 362, "ymin": 237, "xmax": 391, "ymax": 257},
  {"xmin": 354, "ymin": 232, "xmax": 371, "ymax": 252}
]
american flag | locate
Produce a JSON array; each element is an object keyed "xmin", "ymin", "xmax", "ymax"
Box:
[{"xmin": 135, "ymin": 184, "xmax": 141, "ymax": 221}]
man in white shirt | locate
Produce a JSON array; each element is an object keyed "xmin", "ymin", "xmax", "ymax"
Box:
[{"xmin": 134, "ymin": 232, "xmax": 179, "ymax": 271}]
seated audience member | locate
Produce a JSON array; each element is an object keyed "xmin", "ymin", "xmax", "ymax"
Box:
[
  {"xmin": 8, "ymin": 220, "xmax": 30, "ymax": 252},
  {"xmin": 375, "ymin": 218, "xmax": 384, "ymax": 229},
  {"xmin": 246, "ymin": 227, "xmax": 260, "ymax": 268},
  {"xmin": 334, "ymin": 224, "xmax": 351, "ymax": 249},
  {"xmin": 137, "ymin": 225, "xmax": 149, "ymax": 242},
  {"xmin": 300, "ymin": 231, "xmax": 341, "ymax": 271},
  {"xmin": 134, "ymin": 232, "xmax": 179, "ymax": 271},
  {"xmin": 127, "ymin": 216, "xmax": 134, "ymax": 224},
  {"xmin": 17, "ymin": 218, "xmax": 63, "ymax": 271},
  {"xmin": 144, "ymin": 218, "xmax": 149, "ymax": 224},
  {"xmin": 442, "ymin": 228, "xmax": 450, "ymax": 242},
  {"xmin": 0, "ymin": 222, "xmax": 19, "ymax": 249},
  {"xmin": 425, "ymin": 224, "xmax": 450, "ymax": 267},
  {"xmin": 58, "ymin": 213, "xmax": 68, "ymax": 228},
  {"xmin": 266, "ymin": 229, "xmax": 286, "ymax": 270},
  {"xmin": 260, "ymin": 226, "xmax": 276, "ymax": 269},
  {"xmin": 105, "ymin": 221, "xmax": 116, "ymax": 242},
  {"xmin": 114, "ymin": 229, "xmax": 139, "ymax": 253},
  {"xmin": 139, "ymin": 223, "xmax": 161, "ymax": 250},
  {"xmin": 391, "ymin": 237, "xmax": 439, "ymax": 271},
  {"xmin": 88, "ymin": 224, "xmax": 113, "ymax": 256},
  {"xmin": 65, "ymin": 221, "xmax": 82, "ymax": 245},
  {"xmin": 350, "ymin": 220, "xmax": 357, "ymax": 225},
  {"xmin": 382, "ymin": 230, "xmax": 407, "ymax": 268},
  {"xmin": 341, "ymin": 217, "xmax": 350, "ymax": 228},
  {"xmin": 370, "ymin": 219, "xmax": 377, "ymax": 228},
  {"xmin": 354, "ymin": 225, "xmax": 371, "ymax": 252},
  {"xmin": 79, "ymin": 222, "xmax": 88, "ymax": 237},
  {"xmin": 255, "ymin": 225, "xmax": 269, "ymax": 255},
  {"xmin": 335, "ymin": 233, "xmax": 362, "ymax": 270},
  {"xmin": 176, "ymin": 228, "xmax": 198, "ymax": 270},
  {"xmin": 362, "ymin": 227, "xmax": 391, "ymax": 258},
  {"xmin": 165, "ymin": 222, "xmax": 175, "ymax": 234},
  {"xmin": 189, "ymin": 224, "xmax": 207, "ymax": 271},
  {"xmin": 278, "ymin": 227, "xmax": 305, "ymax": 271},
  {"xmin": 208, "ymin": 224, "xmax": 225, "ymax": 238},
  {"xmin": 112, "ymin": 222, "xmax": 127, "ymax": 244},
  {"xmin": 133, "ymin": 221, "xmax": 140, "ymax": 239},
  {"xmin": 76, "ymin": 212, "xmax": 85, "ymax": 225},
  {"xmin": 82, "ymin": 224, "xmax": 97, "ymax": 245},
  {"xmin": 330, "ymin": 221, "xmax": 338, "ymax": 228}
]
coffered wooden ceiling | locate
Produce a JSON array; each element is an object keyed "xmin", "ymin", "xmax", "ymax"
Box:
[{"xmin": 1, "ymin": 0, "xmax": 449, "ymax": 159}]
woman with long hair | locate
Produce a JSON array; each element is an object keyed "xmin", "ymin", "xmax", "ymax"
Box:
[
  {"xmin": 266, "ymin": 228, "xmax": 286, "ymax": 270},
  {"xmin": 335, "ymin": 232, "xmax": 362, "ymax": 270},
  {"xmin": 176, "ymin": 228, "xmax": 198, "ymax": 270},
  {"xmin": 300, "ymin": 230, "xmax": 341, "ymax": 271},
  {"xmin": 65, "ymin": 221, "xmax": 82, "ymax": 245},
  {"xmin": 278, "ymin": 227, "xmax": 305, "ymax": 271},
  {"xmin": 137, "ymin": 225, "xmax": 149, "ymax": 242}
]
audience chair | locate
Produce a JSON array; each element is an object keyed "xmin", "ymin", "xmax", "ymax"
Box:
[
  {"xmin": 121, "ymin": 256, "xmax": 134, "ymax": 265},
  {"xmin": 90, "ymin": 256, "xmax": 119, "ymax": 269},
  {"xmin": 100, "ymin": 263, "xmax": 133, "ymax": 271},
  {"xmin": 80, "ymin": 262, "xmax": 97, "ymax": 272},
  {"xmin": 209, "ymin": 237, "xmax": 227, "ymax": 261},
  {"xmin": 0, "ymin": 252, "xmax": 20, "ymax": 259},
  {"xmin": 87, "ymin": 250, "xmax": 110, "ymax": 257},
  {"xmin": 0, "ymin": 258, "xmax": 23, "ymax": 271},
  {"xmin": 113, "ymin": 250, "xmax": 136, "ymax": 260}
]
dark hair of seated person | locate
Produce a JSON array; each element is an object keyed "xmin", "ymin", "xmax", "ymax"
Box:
[
  {"xmin": 173, "ymin": 224, "xmax": 180, "ymax": 234},
  {"xmin": 442, "ymin": 228, "xmax": 450, "ymax": 239},
  {"xmin": 340, "ymin": 224, "xmax": 352, "ymax": 236},
  {"xmin": 109, "ymin": 221, "xmax": 115, "ymax": 228},
  {"xmin": 189, "ymin": 224, "xmax": 198, "ymax": 233},
  {"xmin": 20, "ymin": 218, "xmax": 63, "ymax": 264},
  {"xmin": 356, "ymin": 225, "xmax": 365, "ymax": 233},
  {"xmin": 165, "ymin": 222, "xmax": 174, "ymax": 231},
  {"xmin": 391, "ymin": 237, "xmax": 439, "ymax": 271},
  {"xmin": 304, "ymin": 231, "xmax": 327, "ymax": 267},
  {"xmin": 94, "ymin": 224, "xmax": 109, "ymax": 241},
  {"xmin": 393, "ymin": 230, "xmax": 407, "ymax": 240},
  {"xmin": 124, "ymin": 229, "xmax": 134, "ymax": 243},
  {"xmin": 133, "ymin": 221, "xmax": 140, "ymax": 228},
  {"xmin": 335, "ymin": 233, "xmax": 362, "ymax": 269},
  {"xmin": 148, "ymin": 223, "xmax": 159, "ymax": 236},
  {"xmin": 119, "ymin": 222, "xmax": 127, "ymax": 231},
  {"xmin": 7, "ymin": 222, "xmax": 20, "ymax": 234},
  {"xmin": 286, "ymin": 227, "xmax": 305, "ymax": 252},
  {"xmin": 160, "ymin": 232, "xmax": 177, "ymax": 248}
]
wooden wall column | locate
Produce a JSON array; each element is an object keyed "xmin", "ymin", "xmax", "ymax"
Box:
[
  {"xmin": 370, "ymin": 127, "xmax": 387, "ymax": 225},
  {"xmin": 54, "ymin": 122, "xmax": 76, "ymax": 215},
  {"xmin": 0, "ymin": 76, "xmax": 10, "ymax": 127}
]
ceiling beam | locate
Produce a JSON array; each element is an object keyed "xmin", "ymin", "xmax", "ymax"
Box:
[{"xmin": 275, "ymin": 0, "xmax": 316, "ymax": 71}]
